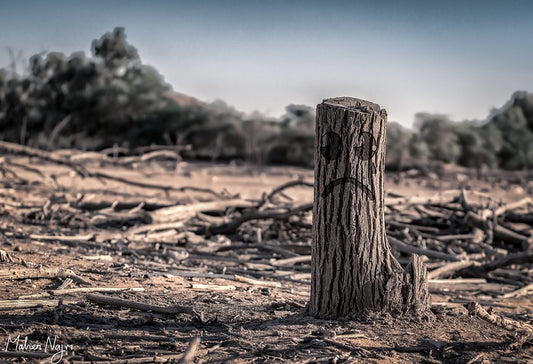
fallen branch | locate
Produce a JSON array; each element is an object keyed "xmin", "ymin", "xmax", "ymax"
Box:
[
  {"xmin": 76, "ymin": 200, "xmax": 174, "ymax": 211},
  {"xmin": 257, "ymin": 180, "xmax": 313, "ymax": 208},
  {"xmin": 0, "ymin": 249, "xmax": 14, "ymax": 263},
  {"xmin": 190, "ymin": 283, "xmax": 236, "ymax": 291},
  {"xmin": 140, "ymin": 150, "xmax": 181, "ymax": 162},
  {"xmin": 86, "ymin": 293, "xmax": 197, "ymax": 316},
  {"xmin": 494, "ymin": 197, "xmax": 532, "ymax": 217},
  {"xmin": 0, "ymin": 141, "xmax": 223, "ymax": 198},
  {"xmin": 387, "ymin": 236, "xmax": 461, "ymax": 261},
  {"xmin": 429, "ymin": 278, "xmax": 486, "ymax": 284},
  {"xmin": 151, "ymin": 199, "xmax": 256, "ymax": 223},
  {"xmin": 0, "ymin": 267, "xmax": 92, "ymax": 286},
  {"xmin": 473, "ymin": 250, "xmax": 533, "ymax": 272},
  {"xmin": 204, "ymin": 202, "xmax": 313, "ymax": 235},
  {"xmin": 502, "ymin": 283, "xmax": 533, "ymax": 299},
  {"xmin": 0, "ymin": 140, "xmax": 89, "ymax": 177},
  {"xmin": 179, "ymin": 337, "xmax": 201, "ymax": 364},
  {"xmin": 132, "ymin": 144, "xmax": 192, "ymax": 155},
  {"xmin": 505, "ymin": 212, "xmax": 533, "ymax": 226},
  {"xmin": 2, "ymin": 157, "xmax": 51, "ymax": 182},
  {"xmin": 385, "ymin": 190, "xmax": 460, "ymax": 207},
  {"xmin": 270, "ymin": 255, "xmax": 311, "ymax": 267},
  {"xmin": 93, "ymin": 171, "xmax": 224, "ymax": 198},
  {"xmin": 465, "ymin": 211, "xmax": 532, "ymax": 250},
  {"xmin": 465, "ymin": 301, "xmax": 533, "ymax": 346},
  {"xmin": 217, "ymin": 242, "xmax": 300, "ymax": 258},
  {"xmin": 127, "ymin": 222, "xmax": 184, "ymax": 236},
  {"xmin": 89, "ymin": 211, "xmax": 151, "ymax": 227},
  {"xmin": 427, "ymin": 261, "xmax": 478, "ymax": 280},
  {"xmin": 29, "ymin": 233, "xmax": 95, "ymax": 242},
  {"xmin": 0, "ymin": 298, "xmax": 76, "ymax": 310},
  {"xmin": 233, "ymin": 274, "xmax": 282, "ymax": 288},
  {"xmin": 19, "ymin": 287, "xmax": 145, "ymax": 299}
]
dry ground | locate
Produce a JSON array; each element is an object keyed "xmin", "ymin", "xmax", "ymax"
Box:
[{"xmin": 1, "ymin": 156, "xmax": 533, "ymax": 363}]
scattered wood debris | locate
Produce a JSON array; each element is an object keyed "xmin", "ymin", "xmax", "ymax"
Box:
[{"xmin": 1, "ymin": 146, "xmax": 532, "ymax": 362}]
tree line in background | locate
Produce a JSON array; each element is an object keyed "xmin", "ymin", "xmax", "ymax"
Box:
[
  {"xmin": 0, "ymin": 28, "xmax": 532, "ymax": 170},
  {"xmin": 386, "ymin": 92, "xmax": 533, "ymax": 171}
]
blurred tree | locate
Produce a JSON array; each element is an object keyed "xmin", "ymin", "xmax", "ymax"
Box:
[
  {"xmin": 91, "ymin": 27, "xmax": 139, "ymax": 70},
  {"xmin": 281, "ymin": 104, "xmax": 315, "ymax": 132},
  {"xmin": 266, "ymin": 104, "xmax": 315, "ymax": 166},
  {"xmin": 2, "ymin": 27, "xmax": 532, "ymax": 170},
  {"xmin": 2, "ymin": 77, "xmax": 30, "ymax": 144},
  {"xmin": 386, "ymin": 122, "xmax": 412, "ymax": 170},
  {"xmin": 408, "ymin": 134, "xmax": 431, "ymax": 162},
  {"xmin": 490, "ymin": 102, "xmax": 533, "ymax": 170},
  {"xmin": 241, "ymin": 118, "xmax": 279, "ymax": 166},
  {"xmin": 453, "ymin": 122, "xmax": 493, "ymax": 169},
  {"xmin": 511, "ymin": 91, "xmax": 533, "ymax": 130},
  {"xmin": 17, "ymin": 27, "xmax": 173, "ymax": 149},
  {"xmin": 415, "ymin": 113, "xmax": 461, "ymax": 163}
]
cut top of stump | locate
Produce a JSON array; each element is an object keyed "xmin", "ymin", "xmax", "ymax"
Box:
[{"xmin": 322, "ymin": 97, "xmax": 385, "ymax": 115}]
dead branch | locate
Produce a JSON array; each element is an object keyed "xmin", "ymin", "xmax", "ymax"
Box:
[
  {"xmin": 435, "ymin": 234, "xmax": 478, "ymax": 242},
  {"xmin": 0, "ymin": 141, "xmax": 223, "ymax": 198},
  {"xmin": 2, "ymin": 157, "xmax": 50, "ymax": 181},
  {"xmin": 0, "ymin": 249, "xmax": 14, "ymax": 263},
  {"xmin": 151, "ymin": 199, "xmax": 256, "ymax": 223},
  {"xmin": 427, "ymin": 261, "xmax": 478, "ymax": 280},
  {"xmin": 0, "ymin": 267, "xmax": 92, "ymax": 286},
  {"xmin": 29, "ymin": 233, "xmax": 95, "ymax": 242},
  {"xmin": 270, "ymin": 255, "xmax": 311, "ymax": 267},
  {"xmin": 75, "ymin": 200, "xmax": 174, "ymax": 211},
  {"xmin": 89, "ymin": 210, "xmax": 151, "ymax": 227},
  {"xmin": 387, "ymin": 236, "xmax": 461, "ymax": 261},
  {"xmin": 465, "ymin": 211, "xmax": 532, "ymax": 249},
  {"xmin": 203, "ymin": 202, "xmax": 313, "ymax": 235},
  {"xmin": 93, "ymin": 171, "xmax": 224, "ymax": 198},
  {"xmin": 257, "ymin": 180, "xmax": 313, "ymax": 208},
  {"xmin": 233, "ymin": 274, "xmax": 282, "ymax": 287},
  {"xmin": 139, "ymin": 150, "xmax": 181, "ymax": 162},
  {"xmin": 429, "ymin": 278, "xmax": 486, "ymax": 284},
  {"xmin": 190, "ymin": 283, "xmax": 236, "ymax": 290},
  {"xmin": 0, "ymin": 140, "xmax": 89, "ymax": 177},
  {"xmin": 19, "ymin": 287, "xmax": 145, "ymax": 299},
  {"xmin": 505, "ymin": 212, "xmax": 533, "ymax": 226},
  {"xmin": 475, "ymin": 250, "xmax": 533, "ymax": 272},
  {"xmin": 465, "ymin": 301, "xmax": 533, "ymax": 336},
  {"xmin": 502, "ymin": 283, "xmax": 533, "ymax": 299},
  {"xmin": 216, "ymin": 242, "xmax": 300, "ymax": 258},
  {"xmin": 494, "ymin": 197, "xmax": 532, "ymax": 217},
  {"xmin": 385, "ymin": 190, "xmax": 460, "ymax": 207},
  {"xmin": 127, "ymin": 222, "xmax": 185, "ymax": 236},
  {"xmin": 86, "ymin": 293, "xmax": 197, "ymax": 316},
  {"xmin": 179, "ymin": 337, "xmax": 201, "ymax": 364},
  {"xmin": 0, "ymin": 298, "xmax": 76, "ymax": 310},
  {"xmin": 132, "ymin": 144, "xmax": 192, "ymax": 155}
]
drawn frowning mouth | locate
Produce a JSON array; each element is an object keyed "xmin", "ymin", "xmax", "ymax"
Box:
[
  {"xmin": 321, "ymin": 177, "xmax": 375, "ymax": 200},
  {"xmin": 319, "ymin": 131, "xmax": 377, "ymax": 201}
]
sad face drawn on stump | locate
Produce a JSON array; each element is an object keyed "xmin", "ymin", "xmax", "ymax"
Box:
[{"xmin": 319, "ymin": 130, "xmax": 377, "ymax": 200}]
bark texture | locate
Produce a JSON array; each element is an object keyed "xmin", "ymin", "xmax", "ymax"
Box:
[{"xmin": 309, "ymin": 97, "xmax": 429, "ymax": 318}]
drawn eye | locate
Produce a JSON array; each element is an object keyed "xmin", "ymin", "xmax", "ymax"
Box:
[
  {"xmin": 353, "ymin": 131, "xmax": 377, "ymax": 160},
  {"xmin": 320, "ymin": 132, "xmax": 342, "ymax": 161}
]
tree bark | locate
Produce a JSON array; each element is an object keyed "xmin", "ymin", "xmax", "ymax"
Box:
[{"xmin": 309, "ymin": 97, "xmax": 430, "ymax": 318}]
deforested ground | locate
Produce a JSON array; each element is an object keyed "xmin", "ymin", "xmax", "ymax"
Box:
[{"xmin": 1, "ymin": 150, "xmax": 533, "ymax": 363}]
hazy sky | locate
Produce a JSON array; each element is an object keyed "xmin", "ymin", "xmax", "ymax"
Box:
[{"xmin": 1, "ymin": 0, "xmax": 532, "ymax": 126}]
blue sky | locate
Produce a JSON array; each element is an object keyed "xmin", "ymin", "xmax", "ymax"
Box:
[{"xmin": 1, "ymin": 0, "xmax": 532, "ymax": 126}]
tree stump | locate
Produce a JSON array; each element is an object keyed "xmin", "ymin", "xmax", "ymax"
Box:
[{"xmin": 309, "ymin": 97, "xmax": 430, "ymax": 319}]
